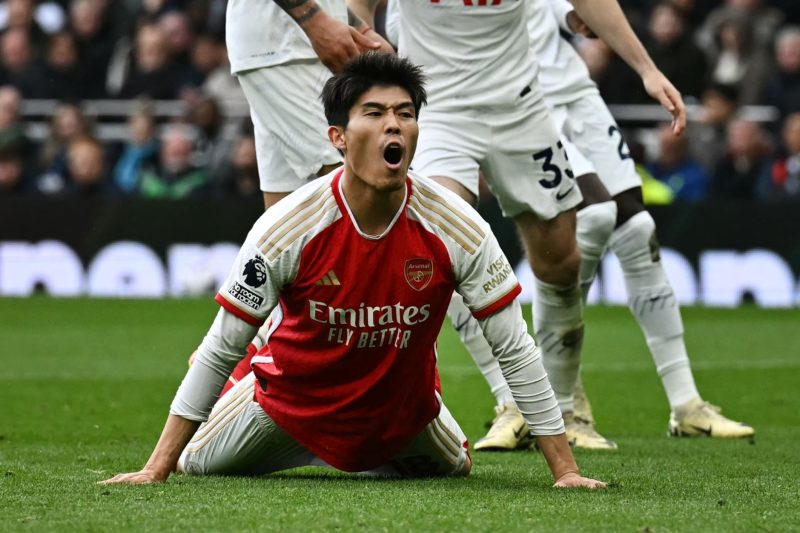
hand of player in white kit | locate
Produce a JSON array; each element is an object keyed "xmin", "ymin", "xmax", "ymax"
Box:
[{"xmin": 302, "ymin": 10, "xmax": 388, "ymax": 73}]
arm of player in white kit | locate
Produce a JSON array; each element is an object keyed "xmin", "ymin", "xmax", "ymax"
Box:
[
  {"xmin": 569, "ymin": 0, "xmax": 686, "ymax": 135},
  {"xmin": 477, "ymin": 301, "xmax": 606, "ymax": 489},
  {"xmin": 273, "ymin": 0, "xmax": 384, "ymax": 73},
  {"xmin": 99, "ymin": 310, "xmax": 259, "ymax": 485}
]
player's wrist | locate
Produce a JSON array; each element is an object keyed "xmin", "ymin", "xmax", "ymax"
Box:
[{"xmin": 299, "ymin": 5, "xmax": 330, "ymax": 31}]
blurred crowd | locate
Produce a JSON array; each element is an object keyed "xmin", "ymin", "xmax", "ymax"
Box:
[{"xmin": 0, "ymin": 0, "xmax": 798, "ymax": 202}]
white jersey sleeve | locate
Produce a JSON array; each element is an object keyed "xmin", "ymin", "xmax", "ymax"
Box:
[
  {"xmin": 225, "ymin": 0, "xmax": 347, "ymax": 74},
  {"xmin": 478, "ymin": 300, "xmax": 565, "ymax": 435}
]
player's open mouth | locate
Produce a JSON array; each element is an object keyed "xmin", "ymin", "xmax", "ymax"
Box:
[{"xmin": 383, "ymin": 142, "xmax": 404, "ymax": 170}]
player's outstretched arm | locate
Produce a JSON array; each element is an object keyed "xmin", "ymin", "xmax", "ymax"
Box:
[
  {"xmin": 100, "ymin": 415, "xmax": 200, "ymax": 485},
  {"xmin": 476, "ymin": 301, "xmax": 607, "ymax": 489},
  {"xmin": 569, "ymin": 0, "xmax": 686, "ymax": 135},
  {"xmin": 272, "ymin": 0, "xmax": 383, "ymax": 73},
  {"xmin": 535, "ymin": 434, "xmax": 607, "ymax": 489}
]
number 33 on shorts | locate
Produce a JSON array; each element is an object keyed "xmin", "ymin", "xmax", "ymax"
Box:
[{"xmin": 533, "ymin": 140, "xmax": 575, "ymax": 201}]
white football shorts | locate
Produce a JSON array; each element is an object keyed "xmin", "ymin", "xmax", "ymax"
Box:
[
  {"xmin": 412, "ymin": 83, "xmax": 581, "ymax": 220},
  {"xmin": 547, "ymin": 92, "xmax": 640, "ymax": 197},
  {"xmin": 179, "ymin": 373, "xmax": 471, "ymax": 477},
  {"xmin": 237, "ymin": 61, "xmax": 342, "ymax": 193}
]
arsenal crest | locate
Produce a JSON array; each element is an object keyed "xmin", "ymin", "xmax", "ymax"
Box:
[{"xmin": 404, "ymin": 258, "xmax": 433, "ymax": 291}]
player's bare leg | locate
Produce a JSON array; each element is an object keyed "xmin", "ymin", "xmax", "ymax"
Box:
[{"xmin": 610, "ymin": 188, "xmax": 754, "ymax": 438}]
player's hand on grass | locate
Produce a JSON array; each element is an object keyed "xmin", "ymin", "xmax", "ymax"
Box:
[
  {"xmin": 303, "ymin": 10, "xmax": 383, "ymax": 73},
  {"xmin": 641, "ymin": 68, "xmax": 687, "ymax": 136},
  {"xmin": 99, "ymin": 468, "xmax": 169, "ymax": 485},
  {"xmin": 553, "ymin": 471, "xmax": 607, "ymax": 489}
]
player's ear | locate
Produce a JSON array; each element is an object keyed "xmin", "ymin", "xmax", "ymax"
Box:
[{"xmin": 328, "ymin": 126, "xmax": 346, "ymax": 152}]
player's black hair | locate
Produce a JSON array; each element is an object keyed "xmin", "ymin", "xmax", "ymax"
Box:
[{"xmin": 321, "ymin": 52, "xmax": 427, "ymax": 128}]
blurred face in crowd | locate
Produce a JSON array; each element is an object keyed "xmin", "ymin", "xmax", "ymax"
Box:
[
  {"xmin": 160, "ymin": 126, "xmax": 194, "ymax": 173},
  {"xmin": 129, "ymin": 110, "xmax": 155, "ymax": 146},
  {"xmin": 48, "ymin": 32, "xmax": 79, "ymax": 70},
  {"xmin": 159, "ymin": 12, "xmax": 193, "ymax": 58},
  {"xmin": 0, "ymin": 155, "xmax": 23, "ymax": 192},
  {"xmin": 776, "ymin": 31, "xmax": 800, "ymax": 74},
  {"xmin": 718, "ymin": 20, "xmax": 745, "ymax": 54},
  {"xmin": 1, "ymin": 28, "xmax": 31, "ymax": 70},
  {"xmin": 657, "ymin": 124, "xmax": 689, "ymax": 167},
  {"xmin": 782, "ymin": 114, "xmax": 800, "ymax": 155},
  {"xmin": 0, "ymin": 86, "xmax": 21, "ymax": 129},
  {"xmin": 190, "ymin": 98, "xmax": 221, "ymax": 133},
  {"xmin": 701, "ymin": 89, "xmax": 736, "ymax": 126},
  {"xmin": 727, "ymin": 119, "xmax": 766, "ymax": 159},
  {"xmin": 136, "ymin": 24, "xmax": 169, "ymax": 72},
  {"xmin": 70, "ymin": 0, "xmax": 103, "ymax": 40},
  {"xmin": 68, "ymin": 138, "xmax": 106, "ymax": 187},
  {"xmin": 727, "ymin": 0, "xmax": 760, "ymax": 10},
  {"xmin": 191, "ymin": 36, "xmax": 222, "ymax": 73},
  {"xmin": 7, "ymin": 0, "xmax": 34, "ymax": 28},
  {"xmin": 650, "ymin": 5, "xmax": 684, "ymax": 46},
  {"xmin": 232, "ymin": 135, "xmax": 257, "ymax": 172},
  {"xmin": 53, "ymin": 104, "xmax": 88, "ymax": 141}
]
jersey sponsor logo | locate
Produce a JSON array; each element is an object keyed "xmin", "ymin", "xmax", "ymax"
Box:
[
  {"xmin": 228, "ymin": 281, "xmax": 264, "ymax": 310},
  {"xmin": 483, "ymin": 255, "xmax": 513, "ymax": 294},
  {"xmin": 243, "ymin": 256, "xmax": 267, "ymax": 288},
  {"xmin": 404, "ymin": 258, "xmax": 433, "ymax": 291},
  {"xmin": 309, "ymin": 300, "xmax": 432, "ymax": 350},
  {"xmin": 314, "ymin": 270, "xmax": 341, "ymax": 286}
]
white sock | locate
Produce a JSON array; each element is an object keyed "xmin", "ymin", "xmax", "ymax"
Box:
[
  {"xmin": 576, "ymin": 201, "xmax": 617, "ymax": 300},
  {"xmin": 609, "ymin": 211, "xmax": 700, "ymax": 409},
  {"xmin": 534, "ymin": 277, "xmax": 584, "ymax": 414},
  {"xmin": 447, "ymin": 292, "xmax": 513, "ymax": 405}
]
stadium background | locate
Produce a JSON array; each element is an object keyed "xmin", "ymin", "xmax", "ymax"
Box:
[{"xmin": 1, "ymin": 0, "xmax": 799, "ymax": 306}]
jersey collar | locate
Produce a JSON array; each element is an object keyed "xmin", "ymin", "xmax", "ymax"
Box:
[{"xmin": 332, "ymin": 169, "xmax": 411, "ymax": 241}]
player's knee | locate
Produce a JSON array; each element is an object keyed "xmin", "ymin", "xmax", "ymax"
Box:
[
  {"xmin": 577, "ymin": 201, "xmax": 617, "ymax": 255},
  {"xmin": 533, "ymin": 245, "xmax": 581, "ymax": 286},
  {"xmin": 610, "ymin": 211, "xmax": 658, "ymax": 265}
]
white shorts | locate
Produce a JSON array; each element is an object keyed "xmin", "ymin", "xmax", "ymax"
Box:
[
  {"xmin": 548, "ymin": 92, "xmax": 640, "ymax": 197},
  {"xmin": 237, "ymin": 61, "xmax": 342, "ymax": 193},
  {"xmin": 179, "ymin": 373, "xmax": 471, "ymax": 477},
  {"xmin": 412, "ymin": 84, "xmax": 581, "ymax": 220}
]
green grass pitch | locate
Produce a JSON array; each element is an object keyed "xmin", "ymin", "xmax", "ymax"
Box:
[{"xmin": 0, "ymin": 297, "xmax": 798, "ymax": 532}]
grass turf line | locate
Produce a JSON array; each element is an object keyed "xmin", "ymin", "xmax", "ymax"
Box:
[{"xmin": 0, "ymin": 298, "xmax": 798, "ymax": 532}]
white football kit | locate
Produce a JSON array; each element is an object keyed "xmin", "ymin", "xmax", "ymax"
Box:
[
  {"xmin": 529, "ymin": 0, "xmax": 641, "ymax": 197},
  {"xmin": 226, "ymin": 0, "xmax": 344, "ymax": 192},
  {"xmin": 393, "ymin": 0, "xmax": 581, "ymax": 220}
]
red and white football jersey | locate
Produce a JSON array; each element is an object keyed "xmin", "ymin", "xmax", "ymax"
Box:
[{"xmin": 215, "ymin": 169, "xmax": 520, "ymax": 471}]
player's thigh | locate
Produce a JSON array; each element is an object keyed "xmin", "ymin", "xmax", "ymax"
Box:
[
  {"xmin": 413, "ymin": 109, "xmax": 485, "ymax": 201},
  {"xmin": 180, "ymin": 373, "xmax": 313, "ymax": 476},
  {"xmin": 237, "ymin": 63, "xmax": 342, "ymax": 192},
  {"xmin": 481, "ymin": 97, "xmax": 582, "ymax": 221},
  {"xmin": 377, "ymin": 399, "xmax": 471, "ymax": 478},
  {"xmin": 564, "ymin": 94, "xmax": 640, "ymax": 197}
]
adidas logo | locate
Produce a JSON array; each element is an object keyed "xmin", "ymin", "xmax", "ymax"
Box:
[{"xmin": 314, "ymin": 270, "xmax": 341, "ymax": 286}]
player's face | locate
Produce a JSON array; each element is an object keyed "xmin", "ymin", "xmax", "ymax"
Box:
[{"xmin": 329, "ymin": 85, "xmax": 418, "ymax": 192}]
